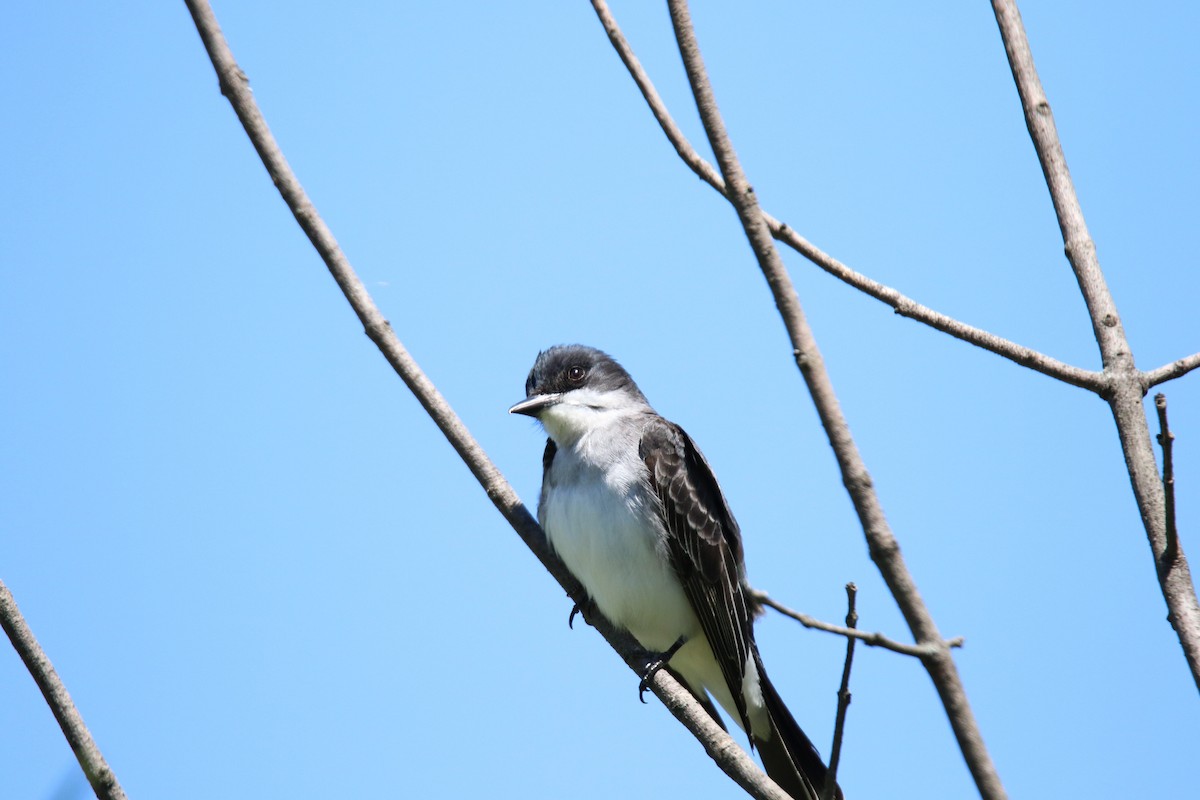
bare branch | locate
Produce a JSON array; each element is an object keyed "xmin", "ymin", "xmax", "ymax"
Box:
[
  {"xmin": 0, "ymin": 580, "xmax": 127, "ymax": 800},
  {"xmin": 1155, "ymin": 394, "xmax": 1179, "ymax": 580},
  {"xmin": 822, "ymin": 584, "xmax": 858, "ymax": 800},
  {"xmin": 664, "ymin": 2, "xmax": 1008, "ymax": 797},
  {"xmin": 768, "ymin": 229, "xmax": 1100, "ymax": 392},
  {"xmin": 181, "ymin": 2, "xmax": 796, "ymax": 796},
  {"xmin": 751, "ymin": 590, "xmax": 963, "ymax": 658},
  {"xmin": 990, "ymin": 0, "xmax": 1127, "ymax": 362},
  {"xmin": 589, "ymin": 0, "xmax": 1100, "ymax": 393},
  {"xmin": 992, "ymin": 0, "xmax": 1200, "ymax": 691},
  {"xmin": 1144, "ymin": 353, "xmax": 1200, "ymax": 390}
]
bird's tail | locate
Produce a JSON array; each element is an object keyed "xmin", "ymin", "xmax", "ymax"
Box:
[{"xmin": 751, "ymin": 652, "xmax": 842, "ymax": 800}]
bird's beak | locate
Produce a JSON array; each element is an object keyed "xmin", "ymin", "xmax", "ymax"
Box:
[{"xmin": 509, "ymin": 393, "xmax": 560, "ymax": 417}]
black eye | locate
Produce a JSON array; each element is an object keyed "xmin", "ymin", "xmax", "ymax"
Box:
[{"xmin": 567, "ymin": 365, "xmax": 586, "ymax": 384}]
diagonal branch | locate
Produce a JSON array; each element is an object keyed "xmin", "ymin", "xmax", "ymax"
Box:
[
  {"xmin": 751, "ymin": 590, "xmax": 964, "ymax": 658},
  {"xmin": 1144, "ymin": 352, "xmax": 1200, "ymax": 390},
  {"xmin": 589, "ymin": 0, "xmax": 1100, "ymax": 393},
  {"xmin": 992, "ymin": 0, "xmax": 1200, "ymax": 692},
  {"xmin": 181, "ymin": 2, "xmax": 793, "ymax": 798},
  {"xmin": 664, "ymin": 1, "xmax": 1008, "ymax": 797},
  {"xmin": 0, "ymin": 580, "xmax": 127, "ymax": 800}
]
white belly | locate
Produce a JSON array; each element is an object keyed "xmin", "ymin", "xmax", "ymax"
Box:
[
  {"xmin": 539, "ymin": 444, "xmax": 757, "ymax": 735},
  {"xmin": 541, "ymin": 465, "xmax": 699, "ymax": 653}
]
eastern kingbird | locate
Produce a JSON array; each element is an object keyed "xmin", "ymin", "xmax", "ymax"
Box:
[{"xmin": 511, "ymin": 344, "xmax": 838, "ymax": 800}]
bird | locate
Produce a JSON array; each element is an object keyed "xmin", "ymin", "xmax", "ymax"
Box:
[{"xmin": 510, "ymin": 344, "xmax": 838, "ymax": 800}]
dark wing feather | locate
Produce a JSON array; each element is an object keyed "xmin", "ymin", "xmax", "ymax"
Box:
[
  {"xmin": 639, "ymin": 417, "xmax": 757, "ymax": 736},
  {"xmin": 641, "ymin": 418, "xmax": 836, "ymax": 800},
  {"xmin": 536, "ymin": 438, "xmax": 557, "ymax": 531}
]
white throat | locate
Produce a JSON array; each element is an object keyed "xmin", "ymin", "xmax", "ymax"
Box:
[{"xmin": 538, "ymin": 388, "xmax": 648, "ymax": 448}]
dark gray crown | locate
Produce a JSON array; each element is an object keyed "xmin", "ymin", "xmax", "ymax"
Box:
[{"xmin": 523, "ymin": 345, "xmax": 647, "ymax": 403}]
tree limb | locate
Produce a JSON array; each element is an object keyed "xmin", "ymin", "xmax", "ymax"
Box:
[
  {"xmin": 0, "ymin": 580, "xmax": 127, "ymax": 800},
  {"xmin": 751, "ymin": 590, "xmax": 964, "ymax": 658},
  {"xmin": 1144, "ymin": 353, "xmax": 1200, "ymax": 390},
  {"xmin": 992, "ymin": 0, "xmax": 1200, "ymax": 692},
  {"xmin": 822, "ymin": 584, "xmax": 858, "ymax": 800},
  {"xmin": 1155, "ymin": 395, "xmax": 1179, "ymax": 580},
  {"xmin": 181, "ymin": 2, "xmax": 796, "ymax": 797},
  {"xmin": 664, "ymin": 1, "xmax": 1008, "ymax": 797},
  {"xmin": 589, "ymin": 0, "xmax": 1100, "ymax": 393}
]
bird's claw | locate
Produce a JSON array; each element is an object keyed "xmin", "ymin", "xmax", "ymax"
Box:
[
  {"xmin": 638, "ymin": 657, "xmax": 668, "ymax": 703},
  {"xmin": 568, "ymin": 598, "xmax": 597, "ymax": 629},
  {"xmin": 637, "ymin": 636, "xmax": 687, "ymax": 703}
]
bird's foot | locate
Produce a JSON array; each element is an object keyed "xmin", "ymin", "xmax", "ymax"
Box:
[
  {"xmin": 568, "ymin": 597, "xmax": 597, "ymax": 629},
  {"xmin": 638, "ymin": 636, "xmax": 688, "ymax": 703}
]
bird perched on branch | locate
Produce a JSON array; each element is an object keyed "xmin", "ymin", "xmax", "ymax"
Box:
[{"xmin": 511, "ymin": 344, "xmax": 838, "ymax": 800}]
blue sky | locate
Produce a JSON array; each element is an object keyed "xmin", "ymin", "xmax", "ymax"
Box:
[{"xmin": 2, "ymin": 2, "xmax": 1197, "ymax": 798}]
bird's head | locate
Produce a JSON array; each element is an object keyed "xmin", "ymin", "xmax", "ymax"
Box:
[{"xmin": 509, "ymin": 345, "xmax": 649, "ymax": 445}]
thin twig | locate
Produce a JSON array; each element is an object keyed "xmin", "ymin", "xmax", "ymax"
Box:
[
  {"xmin": 0, "ymin": 580, "xmax": 127, "ymax": 800},
  {"xmin": 181, "ymin": 3, "xmax": 792, "ymax": 798},
  {"xmin": 664, "ymin": 2, "xmax": 1008, "ymax": 797},
  {"xmin": 1155, "ymin": 394, "xmax": 1179, "ymax": 578},
  {"xmin": 752, "ymin": 590, "xmax": 963, "ymax": 658},
  {"xmin": 822, "ymin": 584, "xmax": 858, "ymax": 800},
  {"xmin": 1144, "ymin": 353, "xmax": 1200, "ymax": 390},
  {"xmin": 992, "ymin": 0, "xmax": 1200, "ymax": 692},
  {"xmin": 589, "ymin": 0, "xmax": 1100, "ymax": 393}
]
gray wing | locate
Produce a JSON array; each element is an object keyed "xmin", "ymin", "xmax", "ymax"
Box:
[{"xmin": 639, "ymin": 416, "xmax": 758, "ymax": 736}]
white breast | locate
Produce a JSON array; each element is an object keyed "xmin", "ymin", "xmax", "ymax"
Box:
[{"xmin": 540, "ymin": 449, "xmax": 699, "ymax": 653}]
